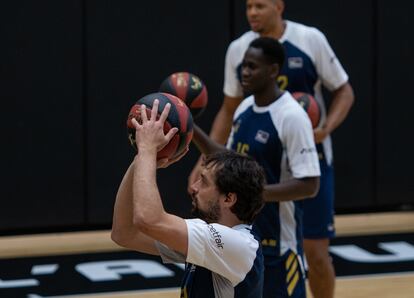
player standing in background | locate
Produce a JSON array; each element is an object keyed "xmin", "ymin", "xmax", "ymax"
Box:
[
  {"xmin": 191, "ymin": 37, "xmax": 320, "ymax": 298},
  {"xmin": 189, "ymin": 0, "xmax": 355, "ymax": 297}
]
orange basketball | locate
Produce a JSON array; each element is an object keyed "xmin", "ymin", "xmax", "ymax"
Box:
[
  {"xmin": 159, "ymin": 72, "xmax": 208, "ymax": 118},
  {"xmin": 292, "ymin": 92, "xmax": 321, "ymax": 128},
  {"xmin": 127, "ymin": 92, "xmax": 193, "ymax": 160}
]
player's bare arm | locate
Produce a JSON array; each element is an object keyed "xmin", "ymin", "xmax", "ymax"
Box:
[
  {"xmin": 314, "ymin": 82, "xmax": 354, "ymax": 143},
  {"xmin": 192, "ymin": 124, "xmax": 227, "ymax": 156},
  {"xmin": 263, "ymin": 176, "xmax": 320, "ymax": 202},
  {"xmin": 111, "ymin": 161, "xmax": 160, "ymax": 255},
  {"xmin": 129, "ymin": 101, "xmax": 189, "ymax": 256},
  {"xmin": 209, "ymin": 95, "xmax": 244, "ymax": 144}
]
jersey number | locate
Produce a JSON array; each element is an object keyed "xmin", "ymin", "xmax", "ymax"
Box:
[
  {"xmin": 236, "ymin": 142, "xmax": 249, "ymax": 155},
  {"xmin": 277, "ymin": 75, "xmax": 288, "ymax": 91}
]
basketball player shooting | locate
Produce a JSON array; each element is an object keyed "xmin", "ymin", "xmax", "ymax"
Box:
[{"xmin": 112, "ymin": 100, "xmax": 266, "ymax": 297}]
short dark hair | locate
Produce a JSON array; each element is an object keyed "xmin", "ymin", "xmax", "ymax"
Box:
[
  {"xmin": 203, "ymin": 151, "xmax": 265, "ymax": 224},
  {"xmin": 249, "ymin": 37, "xmax": 285, "ymax": 69}
]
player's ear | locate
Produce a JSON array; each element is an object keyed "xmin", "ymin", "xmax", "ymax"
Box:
[
  {"xmin": 224, "ymin": 192, "xmax": 237, "ymax": 207},
  {"xmin": 275, "ymin": 0, "xmax": 285, "ymax": 14},
  {"xmin": 270, "ymin": 63, "xmax": 280, "ymax": 80}
]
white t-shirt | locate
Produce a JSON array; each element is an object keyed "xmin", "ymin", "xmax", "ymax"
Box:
[
  {"xmin": 156, "ymin": 218, "xmax": 263, "ymax": 297},
  {"xmin": 227, "ymin": 91, "xmax": 320, "ymax": 256}
]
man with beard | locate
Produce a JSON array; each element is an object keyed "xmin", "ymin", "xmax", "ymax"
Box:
[
  {"xmin": 190, "ymin": 37, "xmax": 320, "ymax": 298},
  {"xmin": 111, "ymin": 100, "xmax": 265, "ymax": 298}
]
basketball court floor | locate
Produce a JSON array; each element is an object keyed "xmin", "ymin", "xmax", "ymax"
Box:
[{"xmin": 1, "ymin": 212, "xmax": 413, "ymax": 298}]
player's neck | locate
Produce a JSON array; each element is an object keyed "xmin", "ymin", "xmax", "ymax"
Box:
[
  {"xmin": 254, "ymin": 85, "xmax": 283, "ymax": 107},
  {"xmin": 219, "ymin": 211, "xmax": 243, "ymax": 228},
  {"xmin": 259, "ymin": 19, "xmax": 285, "ymax": 40}
]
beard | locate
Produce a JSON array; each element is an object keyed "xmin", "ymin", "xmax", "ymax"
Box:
[{"xmin": 191, "ymin": 196, "xmax": 221, "ymax": 223}]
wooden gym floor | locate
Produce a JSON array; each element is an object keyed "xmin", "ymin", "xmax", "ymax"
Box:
[{"xmin": 1, "ymin": 211, "xmax": 414, "ymax": 298}]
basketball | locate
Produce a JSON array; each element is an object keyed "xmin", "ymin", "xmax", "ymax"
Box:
[
  {"xmin": 159, "ymin": 72, "xmax": 208, "ymax": 118},
  {"xmin": 292, "ymin": 92, "xmax": 321, "ymax": 128},
  {"xmin": 127, "ymin": 92, "xmax": 193, "ymax": 160}
]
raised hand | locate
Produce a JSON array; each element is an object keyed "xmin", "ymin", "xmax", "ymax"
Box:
[{"xmin": 131, "ymin": 99, "xmax": 179, "ymax": 153}]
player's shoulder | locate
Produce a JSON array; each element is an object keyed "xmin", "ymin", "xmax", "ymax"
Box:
[
  {"xmin": 285, "ymin": 96, "xmax": 314, "ymax": 136},
  {"xmin": 284, "ymin": 20, "xmax": 327, "ymax": 43},
  {"xmin": 273, "ymin": 92, "xmax": 309, "ymax": 122},
  {"xmin": 191, "ymin": 220, "xmax": 258, "ymax": 248},
  {"xmin": 272, "ymin": 91, "xmax": 300, "ymax": 111},
  {"xmin": 230, "ymin": 224, "xmax": 260, "ymax": 249},
  {"xmin": 228, "ymin": 31, "xmax": 259, "ymax": 52},
  {"xmin": 186, "ymin": 218, "xmax": 204, "ymax": 225},
  {"xmin": 234, "ymin": 95, "xmax": 255, "ymax": 118}
]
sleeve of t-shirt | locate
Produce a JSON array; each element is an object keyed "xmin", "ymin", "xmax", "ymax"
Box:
[
  {"xmin": 310, "ymin": 28, "xmax": 349, "ymax": 91},
  {"xmin": 282, "ymin": 109, "xmax": 321, "ymax": 178},
  {"xmin": 185, "ymin": 219, "xmax": 259, "ymax": 286},
  {"xmin": 223, "ymin": 41, "xmax": 243, "ymax": 98},
  {"xmin": 155, "ymin": 241, "xmax": 186, "ymax": 264}
]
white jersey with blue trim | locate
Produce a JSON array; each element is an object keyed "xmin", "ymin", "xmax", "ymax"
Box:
[
  {"xmin": 156, "ymin": 218, "xmax": 264, "ymax": 298},
  {"xmin": 226, "ymin": 92, "xmax": 320, "ymax": 257},
  {"xmin": 224, "ymin": 20, "xmax": 349, "ymax": 165}
]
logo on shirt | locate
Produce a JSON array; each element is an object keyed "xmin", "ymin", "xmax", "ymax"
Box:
[
  {"xmin": 255, "ymin": 130, "xmax": 270, "ymax": 144},
  {"xmin": 300, "ymin": 147, "xmax": 316, "ymax": 154},
  {"xmin": 208, "ymin": 225, "xmax": 224, "ymax": 249},
  {"xmin": 288, "ymin": 57, "xmax": 303, "ymax": 69}
]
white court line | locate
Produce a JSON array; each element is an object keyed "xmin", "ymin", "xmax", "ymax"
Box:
[
  {"xmin": 336, "ymin": 270, "xmax": 414, "ymax": 280},
  {"xmin": 28, "ymin": 287, "xmax": 179, "ymax": 298}
]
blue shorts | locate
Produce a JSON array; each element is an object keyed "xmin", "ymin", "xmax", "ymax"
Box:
[
  {"xmin": 263, "ymin": 250, "xmax": 307, "ymax": 298},
  {"xmin": 302, "ymin": 157, "xmax": 335, "ymax": 239}
]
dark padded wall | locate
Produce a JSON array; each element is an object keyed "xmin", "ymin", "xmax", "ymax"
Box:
[
  {"xmin": 1, "ymin": 0, "xmax": 413, "ymax": 233},
  {"xmin": 377, "ymin": 0, "xmax": 414, "ymax": 205},
  {"xmin": 86, "ymin": 0, "xmax": 230, "ymax": 224},
  {"xmin": 0, "ymin": 0, "xmax": 84, "ymax": 231}
]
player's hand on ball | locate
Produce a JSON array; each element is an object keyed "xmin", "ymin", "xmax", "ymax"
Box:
[
  {"xmin": 127, "ymin": 92, "xmax": 193, "ymax": 160},
  {"xmin": 313, "ymin": 125, "xmax": 329, "ymax": 144},
  {"xmin": 131, "ymin": 99, "xmax": 179, "ymax": 153}
]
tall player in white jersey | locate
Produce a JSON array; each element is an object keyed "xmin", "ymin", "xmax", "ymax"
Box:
[
  {"xmin": 111, "ymin": 101, "xmax": 265, "ymax": 298},
  {"xmin": 191, "ymin": 37, "xmax": 320, "ymax": 298},
  {"xmin": 189, "ymin": 1, "xmax": 355, "ymax": 297}
]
